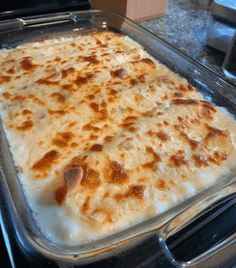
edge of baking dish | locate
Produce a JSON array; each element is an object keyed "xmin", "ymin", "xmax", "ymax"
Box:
[{"xmin": 0, "ymin": 10, "xmax": 236, "ymax": 265}]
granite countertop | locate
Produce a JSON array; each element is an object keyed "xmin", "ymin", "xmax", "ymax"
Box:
[{"xmin": 140, "ymin": 0, "xmax": 226, "ymax": 79}]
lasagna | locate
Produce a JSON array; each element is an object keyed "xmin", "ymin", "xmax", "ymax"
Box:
[{"xmin": 0, "ymin": 30, "xmax": 236, "ymax": 244}]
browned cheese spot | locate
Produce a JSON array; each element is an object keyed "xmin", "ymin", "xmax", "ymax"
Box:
[
  {"xmin": 208, "ymin": 151, "xmax": 228, "ymax": 165},
  {"xmin": 2, "ymin": 92, "xmax": 12, "ymax": 99},
  {"xmin": 81, "ymin": 55, "xmax": 99, "ymax": 65},
  {"xmin": 16, "ymin": 120, "xmax": 33, "ymax": 131},
  {"xmin": 48, "ymin": 109, "xmax": 69, "ymax": 116},
  {"xmin": 7, "ymin": 67, "xmax": 15, "ymax": 74},
  {"xmin": 89, "ymin": 102, "xmax": 99, "ymax": 112},
  {"xmin": 20, "ymin": 57, "xmax": 38, "ymax": 71},
  {"xmin": 81, "ymin": 196, "xmax": 91, "ymax": 215},
  {"xmin": 169, "ymin": 151, "xmax": 188, "ymax": 167},
  {"xmin": 142, "ymin": 146, "xmax": 161, "ymax": 170},
  {"xmin": 50, "ymin": 93, "xmax": 66, "ymax": 104},
  {"xmin": 156, "ymin": 179, "xmax": 168, "ymax": 190},
  {"xmin": 55, "ymin": 184, "xmax": 67, "ymax": 205},
  {"xmin": 110, "ymin": 68, "xmax": 127, "ymax": 79},
  {"xmin": 61, "ymin": 67, "xmax": 75, "ymax": 78},
  {"xmin": 204, "ymin": 124, "xmax": 228, "ymax": 144},
  {"xmin": 115, "ymin": 185, "xmax": 146, "ymax": 201},
  {"xmin": 22, "ymin": 109, "xmax": 33, "ymax": 115},
  {"xmin": 177, "ymin": 84, "xmax": 194, "ymax": 92},
  {"xmin": 80, "ymin": 164, "xmax": 101, "ymax": 189},
  {"xmin": 52, "ymin": 132, "xmax": 74, "ymax": 148},
  {"xmin": 90, "ymin": 144, "xmax": 103, "ymax": 152},
  {"xmin": 31, "ymin": 150, "xmax": 60, "ymax": 175},
  {"xmin": 156, "ymin": 130, "xmax": 169, "ymax": 142},
  {"xmin": 73, "ymin": 73, "xmax": 93, "ymax": 87},
  {"xmin": 0, "ymin": 75, "xmax": 11, "ymax": 84},
  {"xmin": 108, "ymin": 160, "xmax": 128, "ymax": 184},
  {"xmin": 192, "ymin": 154, "xmax": 208, "ymax": 167},
  {"xmin": 82, "ymin": 123, "xmax": 100, "ymax": 132},
  {"xmin": 175, "ymin": 126, "xmax": 200, "ymax": 150}
]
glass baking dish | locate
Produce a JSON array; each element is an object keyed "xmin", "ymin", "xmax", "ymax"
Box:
[{"xmin": 0, "ymin": 10, "xmax": 236, "ymax": 266}]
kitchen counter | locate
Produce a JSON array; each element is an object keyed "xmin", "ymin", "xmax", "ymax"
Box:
[{"xmin": 140, "ymin": 0, "xmax": 226, "ymax": 80}]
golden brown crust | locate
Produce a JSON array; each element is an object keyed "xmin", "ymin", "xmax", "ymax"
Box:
[{"xmin": 0, "ymin": 30, "xmax": 235, "ymax": 235}]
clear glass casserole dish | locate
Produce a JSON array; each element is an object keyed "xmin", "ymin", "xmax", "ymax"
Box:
[{"xmin": 0, "ymin": 10, "xmax": 236, "ymax": 266}]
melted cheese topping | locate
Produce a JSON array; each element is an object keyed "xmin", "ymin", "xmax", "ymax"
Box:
[{"xmin": 0, "ymin": 30, "xmax": 236, "ymax": 244}]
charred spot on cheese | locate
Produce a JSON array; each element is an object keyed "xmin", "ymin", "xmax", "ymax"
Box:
[
  {"xmin": 172, "ymin": 99, "xmax": 199, "ymax": 105},
  {"xmin": 208, "ymin": 151, "xmax": 228, "ymax": 165},
  {"xmin": 81, "ymin": 196, "xmax": 91, "ymax": 215},
  {"xmin": 31, "ymin": 150, "xmax": 60, "ymax": 174},
  {"xmin": 108, "ymin": 160, "xmax": 128, "ymax": 184},
  {"xmin": 127, "ymin": 185, "xmax": 146, "ymax": 199},
  {"xmin": 61, "ymin": 84, "xmax": 76, "ymax": 92},
  {"xmin": 22, "ymin": 109, "xmax": 33, "ymax": 116},
  {"xmin": 86, "ymin": 94, "xmax": 95, "ymax": 100},
  {"xmin": 132, "ymin": 58, "xmax": 155, "ymax": 67},
  {"xmin": 104, "ymin": 135, "xmax": 113, "ymax": 143},
  {"xmin": 12, "ymin": 95, "xmax": 26, "ymax": 101},
  {"xmin": 115, "ymin": 185, "xmax": 146, "ymax": 201},
  {"xmin": 37, "ymin": 77, "xmax": 59, "ymax": 86},
  {"xmin": 156, "ymin": 130, "xmax": 169, "ymax": 142},
  {"xmin": 7, "ymin": 66, "xmax": 15, "ymax": 74},
  {"xmin": 2, "ymin": 92, "xmax": 12, "ymax": 99},
  {"xmin": 82, "ymin": 123, "xmax": 100, "ymax": 131},
  {"xmin": 123, "ymin": 116, "xmax": 138, "ymax": 122},
  {"xmin": 50, "ymin": 93, "xmax": 66, "ymax": 104},
  {"xmin": 89, "ymin": 102, "xmax": 99, "ymax": 112},
  {"xmin": 200, "ymin": 101, "xmax": 216, "ymax": 112},
  {"xmin": 143, "ymin": 146, "xmax": 161, "ymax": 169},
  {"xmin": 52, "ymin": 132, "xmax": 74, "ymax": 148},
  {"xmin": 192, "ymin": 154, "xmax": 208, "ymax": 167},
  {"xmin": 110, "ymin": 68, "xmax": 127, "ymax": 79},
  {"xmin": 97, "ymin": 108, "xmax": 109, "ymax": 120},
  {"xmin": 156, "ymin": 179, "xmax": 168, "ymax": 190},
  {"xmin": 175, "ymin": 126, "xmax": 199, "ymax": 150},
  {"xmin": 20, "ymin": 57, "xmax": 38, "ymax": 71},
  {"xmin": 80, "ymin": 164, "xmax": 101, "ymax": 189},
  {"xmin": 55, "ymin": 184, "xmax": 67, "ymax": 205},
  {"xmin": 73, "ymin": 73, "xmax": 93, "ymax": 87},
  {"xmin": 177, "ymin": 84, "xmax": 194, "ymax": 91},
  {"xmin": 0, "ymin": 75, "xmax": 11, "ymax": 84},
  {"xmin": 204, "ymin": 124, "xmax": 228, "ymax": 142},
  {"xmin": 169, "ymin": 152, "xmax": 188, "ymax": 167},
  {"xmin": 120, "ymin": 122, "xmax": 135, "ymax": 129},
  {"xmin": 54, "ymin": 56, "xmax": 62, "ymax": 62},
  {"xmin": 81, "ymin": 55, "xmax": 99, "ymax": 65},
  {"xmin": 48, "ymin": 109, "xmax": 68, "ymax": 116},
  {"xmin": 61, "ymin": 67, "xmax": 75, "ymax": 78},
  {"xmin": 90, "ymin": 144, "xmax": 103, "ymax": 152},
  {"xmin": 16, "ymin": 120, "xmax": 33, "ymax": 131},
  {"xmin": 88, "ymin": 134, "xmax": 98, "ymax": 141},
  {"xmin": 109, "ymin": 89, "xmax": 118, "ymax": 96}
]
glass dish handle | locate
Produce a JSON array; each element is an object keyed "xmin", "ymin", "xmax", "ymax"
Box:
[
  {"xmin": 158, "ymin": 182, "xmax": 236, "ymax": 267},
  {"xmin": 19, "ymin": 12, "xmax": 78, "ymax": 27}
]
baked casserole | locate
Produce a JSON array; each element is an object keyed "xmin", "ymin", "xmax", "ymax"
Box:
[{"xmin": 0, "ymin": 30, "xmax": 236, "ymax": 244}]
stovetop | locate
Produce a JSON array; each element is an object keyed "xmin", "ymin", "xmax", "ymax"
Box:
[{"xmin": 0, "ymin": 0, "xmax": 90, "ymax": 20}]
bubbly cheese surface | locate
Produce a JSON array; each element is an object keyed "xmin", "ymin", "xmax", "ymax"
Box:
[{"xmin": 0, "ymin": 30, "xmax": 236, "ymax": 244}]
